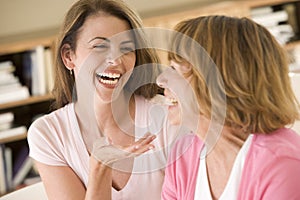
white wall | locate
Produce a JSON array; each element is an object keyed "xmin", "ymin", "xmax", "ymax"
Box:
[
  {"xmin": 0, "ymin": 0, "xmax": 76, "ymax": 38},
  {"xmin": 290, "ymin": 73, "xmax": 300, "ymax": 133},
  {"xmin": 0, "ymin": 0, "xmax": 211, "ymax": 39}
]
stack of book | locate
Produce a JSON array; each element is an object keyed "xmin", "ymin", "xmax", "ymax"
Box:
[
  {"xmin": 251, "ymin": 5, "xmax": 295, "ymax": 45},
  {"xmin": 0, "ymin": 111, "xmax": 27, "ymax": 144},
  {"xmin": 0, "ymin": 143, "xmax": 37, "ymax": 195},
  {"xmin": 0, "ymin": 112, "xmax": 27, "ymax": 142},
  {"xmin": 0, "ymin": 111, "xmax": 29, "ymax": 195},
  {"xmin": 0, "ymin": 61, "xmax": 30, "ymax": 104}
]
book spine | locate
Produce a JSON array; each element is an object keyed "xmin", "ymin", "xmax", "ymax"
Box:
[
  {"xmin": 0, "ymin": 86, "xmax": 30, "ymax": 104},
  {"xmin": 31, "ymin": 45, "xmax": 47, "ymax": 96}
]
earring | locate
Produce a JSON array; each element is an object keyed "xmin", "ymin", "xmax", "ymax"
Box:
[{"xmin": 70, "ymin": 69, "xmax": 73, "ymax": 75}]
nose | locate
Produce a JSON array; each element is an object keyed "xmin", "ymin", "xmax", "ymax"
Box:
[
  {"xmin": 156, "ymin": 72, "xmax": 168, "ymax": 89},
  {"xmin": 107, "ymin": 56, "xmax": 121, "ymax": 66},
  {"xmin": 107, "ymin": 48, "xmax": 122, "ymax": 66}
]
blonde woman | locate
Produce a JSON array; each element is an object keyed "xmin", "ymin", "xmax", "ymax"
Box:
[{"xmin": 158, "ymin": 15, "xmax": 300, "ymax": 199}]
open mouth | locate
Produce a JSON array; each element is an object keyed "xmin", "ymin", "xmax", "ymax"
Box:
[
  {"xmin": 96, "ymin": 72, "xmax": 121, "ymax": 85},
  {"xmin": 149, "ymin": 94, "xmax": 178, "ymax": 106}
]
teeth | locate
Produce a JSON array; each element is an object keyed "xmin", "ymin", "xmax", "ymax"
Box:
[
  {"xmin": 100, "ymin": 79, "xmax": 118, "ymax": 85},
  {"xmin": 149, "ymin": 95, "xmax": 178, "ymax": 106},
  {"xmin": 97, "ymin": 72, "xmax": 120, "ymax": 79},
  {"xmin": 96, "ymin": 72, "xmax": 121, "ymax": 85}
]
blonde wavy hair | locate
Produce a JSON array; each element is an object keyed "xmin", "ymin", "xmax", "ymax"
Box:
[{"xmin": 169, "ymin": 15, "xmax": 300, "ymax": 134}]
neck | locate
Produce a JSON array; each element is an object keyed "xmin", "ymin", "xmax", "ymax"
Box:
[
  {"xmin": 75, "ymin": 90, "xmax": 135, "ymax": 151},
  {"xmin": 205, "ymin": 125, "xmax": 249, "ymax": 159},
  {"xmin": 95, "ymin": 91, "xmax": 135, "ymax": 133}
]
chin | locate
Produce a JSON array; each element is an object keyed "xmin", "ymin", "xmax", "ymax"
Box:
[{"xmin": 168, "ymin": 114, "xmax": 181, "ymax": 126}]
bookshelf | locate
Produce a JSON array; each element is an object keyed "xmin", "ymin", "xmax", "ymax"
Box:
[
  {"xmin": 143, "ymin": 0, "xmax": 300, "ymax": 72},
  {"xmin": 0, "ymin": 36, "xmax": 56, "ymax": 56},
  {"xmin": 0, "ymin": 34, "xmax": 56, "ymax": 195}
]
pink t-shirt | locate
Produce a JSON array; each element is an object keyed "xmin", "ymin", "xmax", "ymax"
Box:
[
  {"xmin": 28, "ymin": 96, "xmax": 173, "ymax": 200},
  {"xmin": 162, "ymin": 128, "xmax": 300, "ymax": 200}
]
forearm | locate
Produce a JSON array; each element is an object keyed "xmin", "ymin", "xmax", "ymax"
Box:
[{"xmin": 85, "ymin": 156, "xmax": 112, "ymax": 200}]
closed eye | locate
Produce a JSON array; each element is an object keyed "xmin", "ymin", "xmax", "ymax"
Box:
[
  {"xmin": 121, "ymin": 46, "xmax": 135, "ymax": 54},
  {"xmin": 94, "ymin": 43, "xmax": 109, "ymax": 50}
]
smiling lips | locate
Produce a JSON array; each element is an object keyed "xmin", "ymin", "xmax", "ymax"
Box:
[
  {"xmin": 96, "ymin": 72, "xmax": 121, "ymax": 85},
  {"xmin": 150, "ymin": 94, "xmax": 178, "ymax": 106}
]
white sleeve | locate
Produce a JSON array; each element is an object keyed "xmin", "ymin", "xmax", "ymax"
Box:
[{"xmin": 27, "ymin": 116, "xmax": 67, "ymax": 166}]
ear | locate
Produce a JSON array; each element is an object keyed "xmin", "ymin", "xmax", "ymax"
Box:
[
  {"xmin": 181, "ymin": 63, "xmax": 192, "ymax": 74},
  {"xmin": 61, "ymin": 43, "xmax": 75, "ymax": 70}
]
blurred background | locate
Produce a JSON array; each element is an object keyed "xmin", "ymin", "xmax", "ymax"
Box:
[{"xmin": 0, "ymin": 0, "xmax": 230, "ymax": 40}]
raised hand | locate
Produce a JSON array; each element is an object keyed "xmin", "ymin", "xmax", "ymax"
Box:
[{"xmin": 92, "ymin": 132, "xmax": 156, "ymax": 166}]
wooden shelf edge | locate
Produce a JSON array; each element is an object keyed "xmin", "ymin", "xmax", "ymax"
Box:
[
  {"xmin": 0, "ymin": 35, "xmax": 56, "ymax": 55},
  {"xmin": 285, "ymin": 40, "xmax": 300, "ymax": 51},
  {"xmin": 0, "ymin": 94, "xmax": 54, "ymax": 110},
  {"xmin": 0, "ymin": 132, "xmax": 27, "ymax": 144}
]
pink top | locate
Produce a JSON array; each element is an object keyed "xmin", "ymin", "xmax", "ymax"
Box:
[{"xmin": 162, "ymin": 128, "xmax": 300, "ymax": 200}]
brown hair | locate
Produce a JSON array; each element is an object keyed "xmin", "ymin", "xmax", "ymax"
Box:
[
  {"xmin": 52, "ymin": 0, "xmax": 161, "ymax": 109},
  {"xmin": 169, "ymin": 15, "xmax": 300, "ymax": 134}
]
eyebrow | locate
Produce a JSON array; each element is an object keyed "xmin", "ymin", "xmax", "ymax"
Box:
[
  {"xmin": 120, "ymin": 40, "xmax": 135, "ymax": 45},
  {"xmin": 88, "ymin": 37, "xmax": 110, "ymax": 43},
  {"xmin": 88, "ymin": 37, "xmax": 134, "ymax": 44}
]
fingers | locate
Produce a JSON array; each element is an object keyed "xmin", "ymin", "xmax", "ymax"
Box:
[
  {"xmin": 92, "ymin": 133, "xmax": 156, "ymax": 166},
  {"xmin": 124, "ymin": 133, "xmax": 156, "ymax": 155}
]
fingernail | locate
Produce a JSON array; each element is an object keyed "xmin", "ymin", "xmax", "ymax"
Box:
[
  {"xmin": 150, "ymin": 135, "xmax": 156, "ymax": 139},
  {"xmin": 144, "ymin": 132, "xmax": 151, "ymax": 137},
  {"xmin": 149, "ymin": 146, "xmax": 154, "ymax": 150}
]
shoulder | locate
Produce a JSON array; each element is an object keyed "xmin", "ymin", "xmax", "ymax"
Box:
[
  {"xmin": 168, "ymin": 133, "xmax": 204, "ymax": 167},
  {"xmin": 242, "ymin": 129, "xmax": 300, "ymax": 199},
  {"xmin": 28, "ymin": 103, "xmax": 74, "ymax": 135},
  {"xmin": 252, "ymin": 128, "xmax": 300, "ymax": 159},
  {"xmin": 27, "ymin": 103, "xmax": 76, "ymax": 149},
  {"xmin": 247, "ymin": 128, "xmax": 300, "ymax": 178},
  {"xmin": 27, "ymin": 103, "xmax": 77, "ymax": 165}
]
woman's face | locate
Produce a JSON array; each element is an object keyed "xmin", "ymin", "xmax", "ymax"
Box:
[
  {"xmin": 157, "ymin": 59, "xmax": 210, "ymax": 139},
  {"xmin": 65, "ymin": 14, "xmax": 136, "ymax": 102},
  {"xmin": 156, "ymin": 60, "xmax": 193, "ymax": 125}
]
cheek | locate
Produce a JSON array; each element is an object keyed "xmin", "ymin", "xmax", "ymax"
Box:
[{"xmin": 123, "ymin": 53, "xmax": 136, "ymax": 70}]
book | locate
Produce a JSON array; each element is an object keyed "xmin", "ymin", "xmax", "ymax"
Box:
[
  {"xmin": 31, "ymin": 45, "xmax": 47, "ymax": 96},
  {"xmin": 22, "ymin": 51, "xmax": 32, "ymax": 94},
  {"xmin": 0, "ymin": 144, "xmax": 6, "ymax": 195},
  {"xmin": 0, "ymin": 86, "xmax": 30, "ymax": 104},
  {"xmin": 250, "ymin": 6, "xmax": 273, "ymax": 16},
  {"xmin": 0, "ymin": 82, "xmax": 22, "ymax": 93},
  {"xmin": 0, "ymin": 112, "xmax": 14, "ymax": 131},
  {"xmin": 0, "ymin": 112, "xmax": 14, "ymax": 125},
  {"xmin": 0, "ymin": 61, "xmax": 14, "ymax": 70},
  {"xmin": 0, "ymin": 122, "xmax": 13, "ymax": 131},
  {"xmin": 0, "ymin": 73, "xmax": 19, "ymax": 86},
  {"xmin": 0, "ymin": 126, "xmax": 27, "ymax": 142},
  {"xmin": 4, "ymin": 147, "xmax": 13, "ymax": 191},
  {"xmin": 44, "ymin": 48, "xmax": 54, "ymax": 93},
  {"xmin": 12, "ymin": 157, "xmax": 33, "ymax": 188},
  {"xmin": 12, "ymin": 144, "xmax": 33, "ymax": 188},
  {"xmin": 252, "ymin": 10, "xmax": 289, "ymax": 27}
]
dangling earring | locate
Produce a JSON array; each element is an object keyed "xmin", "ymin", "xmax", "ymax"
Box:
[{"xmin": 70, "ymin": 69, "xmax": 73, "ymax": 75}]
